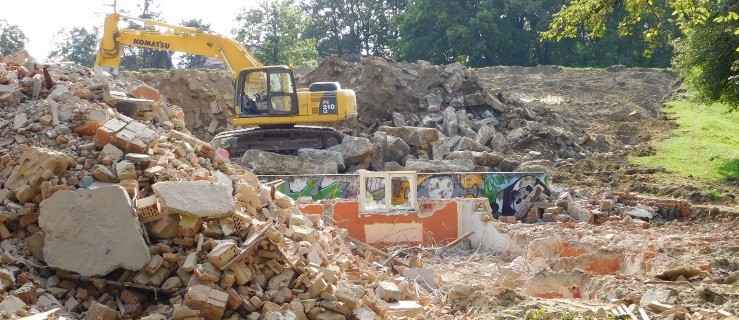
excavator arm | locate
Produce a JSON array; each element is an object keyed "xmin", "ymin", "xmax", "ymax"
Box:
[{"xmin": 95, "ymin": 12, "xmax": 263, "ymax": 78}]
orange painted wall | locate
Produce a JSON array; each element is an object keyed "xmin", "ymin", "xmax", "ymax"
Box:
[{"xmin": 329, "ymin": 200, "xmax": 459, "ymax": 247}]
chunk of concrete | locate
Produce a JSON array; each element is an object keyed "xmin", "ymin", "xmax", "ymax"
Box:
[
  {"xmin": 0, "ymin": 295, "xmax": 26, "ymax": 313},
  {"xmin": 405, "ymin": 159, "xmax": 475, "ymax": 173},
  {"xmin": 241, "ymin": 150, "xmax": 338, "ymax": 175},
  {"xmin": 449, "ymin": 151, "xmax": 504, "ymax": 167},
  {"xmin": 375, "ymin": 281, "xmax": 400, "ymax": 302},
  {"xmin": 327, "ymin": 135, "xmax": 372, "ymax": 166},
  {"xmin": 378, "ymin": 126, "xmax": 442, "ymax": 148},
  {"xmin": 298, "ymin": 149, "xmax": 345, "ymax": 171},
  {"xmin": 39, "ymin": 186, "xmax": 151, "ymax": 276},
  {"xmin": 335, "ymin": 280, "xmax": 366, "ymax": 310},
  {"xmin": 152, "ymin": 181, "xmax": 235, "ymax": 218}
]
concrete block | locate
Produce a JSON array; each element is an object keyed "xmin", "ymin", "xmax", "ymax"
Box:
[
  {"xmin": 334, "ymin": 280, "xmax": 366, "ymax": 310},
  {"xmin": 39, "ymin": 186, "xmax": 150, "ymax": 276},
  {"xmin": 375, "ymin": 281, "xmax": 400, "ymax": 302},
  {"xmin": 152, "ymin": 181, "xmax": 235, "ymax": 219}
]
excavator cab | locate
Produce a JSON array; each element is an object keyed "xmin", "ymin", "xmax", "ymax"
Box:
[{"xmin": 237, "ymin": 67, "xmax": 298, "ymax": 117}]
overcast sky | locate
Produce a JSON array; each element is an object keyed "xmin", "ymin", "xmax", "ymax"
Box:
[{"xmin": 3, "ymin": 0, "xmax": 258, "ymax": 62}]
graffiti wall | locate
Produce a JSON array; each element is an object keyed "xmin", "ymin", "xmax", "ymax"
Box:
[{"xmin": 261, "ymin": 172, "xmax": 550, "ymax": 217}]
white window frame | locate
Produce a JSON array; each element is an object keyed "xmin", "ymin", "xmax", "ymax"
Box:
[{"xmin": 358, "ymin": 171, "xmax": 418, "ymax": 214}]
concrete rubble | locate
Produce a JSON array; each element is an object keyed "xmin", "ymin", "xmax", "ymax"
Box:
[
  {"xmin": 0, "ymin": 51, "xmax": 734, "ymax": 319},
  {"xmin": 120, "ymin": 56, "xmax": 682, "ymax": 178},
  {"xmin": 0, "ymin": 52, "xmax": 425, "ymax": 320}
]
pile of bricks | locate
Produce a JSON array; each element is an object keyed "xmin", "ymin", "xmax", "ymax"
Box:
[{"xmin": 0, "ymin": 52, "xmax": 423, "ymax": 319}]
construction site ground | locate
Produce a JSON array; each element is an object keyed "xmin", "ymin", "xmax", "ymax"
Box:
[
  {"xmin": 0, "ymin": 50, "xmax": 737, "ymax": 320},
  {"xmin": 122, "ymin": 60, "xmax": 739, "ymax": 319}
]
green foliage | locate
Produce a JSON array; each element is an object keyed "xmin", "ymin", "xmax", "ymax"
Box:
[
  {"xmin": 0, "ymin": 19, "xmax": 28, "ymax": 55},
  {"xmin": 396, "ymin": 0, "xmax": 510, "ymax": 67},
  {"xmin": 544, "ymin": 0, "xmax": 739, "ymax": 109},
  {"xmin": 523, "ymin": 308, "xmax": 547, "ymax": 320},
  {"xmin": 673, "ymin": 1, "xmax": 739, "ymax": 110},
  {"xmin": 233, "ymin": 0, "xmax": 318, "ymax": 67},
  {"xmin": 560, "ymin": 311, "xmax": 578, "ymax": 320},
  {"xmin": 394, "ymin": 0, "xmax": 669, "ymax": 68},
  {"xmin": 706, "ymin": 190, "xmax": 725, "ymax": 201},
  {"xmin": 303, "ymin": 0, "xmax": 405, "ymax": 57},
  {"xmin": 177, "ymin": 19, "xmax": 211, "ymax": 69},
  {"xmin": 47, "ymin": 27, "xmax": 99, "ymax": 66},
  {"xmin": 629, "ymin": 100, "xmax": 739, "ymax": 181},
  {"xmin": 120, "ymin": 0, "xmax": 173, "ymax": 70}
]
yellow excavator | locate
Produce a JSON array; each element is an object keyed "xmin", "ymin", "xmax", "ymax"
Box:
[{"xmin": 95, "ymin": 13, "xmax": 357, "ymax": 158}]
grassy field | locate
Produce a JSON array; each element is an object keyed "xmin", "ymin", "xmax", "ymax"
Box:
[{"xmin": 630, "ymin": 100, "xmax": 739, "ymax": 182}]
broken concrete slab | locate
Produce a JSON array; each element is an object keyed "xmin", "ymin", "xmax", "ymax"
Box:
[
  {"xmin": 298, "ymin": 148, "xmax": 345, "ymax": 171},
  {"xmin": 327, "ymin": 135, "xmax": 373, "ymax": 166},
  {"xmin": 241, "ymin": 149, "xmax": 339, "ymax": 175},
  {"xmin": 449, "ymin": 151, "xmax": 504, "ymax": 168},
  {"xmin": 152, "ymin": 181, "xmax": 235, "ymax": 218},
  {"xmin": 405, "ymin": 159, "xmax": 475, "ymax": 173},
  {"xmin": 39, "ymin": 186, "xmax": 151, "ymax": 276},
  {"xmin": 377, "ymin": 126, "xmax": 442, "ymax": 149}
]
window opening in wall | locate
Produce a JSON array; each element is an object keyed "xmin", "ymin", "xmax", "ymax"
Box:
[{"xmin": 359, "ymin": 171, "xmax": 417, "ymax": 214}]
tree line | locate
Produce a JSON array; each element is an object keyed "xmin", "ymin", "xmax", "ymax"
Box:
[{"xmin": 0, "ymin": 0, "xmax": 736, "ymax": 109}]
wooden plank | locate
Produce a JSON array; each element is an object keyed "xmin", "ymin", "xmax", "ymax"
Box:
[
  {"xmin": 620, "ymin": 304, "xmax": 638, "ymax": 320},
  {"xmin": 437, "ymin": 231, "xmax": 475, "ymax": 255},
  {"xmin": 220, "ymin": 220, "xmax": 273, "ymax": 271},
  {"xmin": 346, "ymin": 236, "xmax": 409, "ymax": 267},
  {"xmin": 65, "ymin": 274, "xmax": 175, "ymax": 295},
  {"xmin": 639, "ymin": 308, "xmax": 651, "ymax": 320}
]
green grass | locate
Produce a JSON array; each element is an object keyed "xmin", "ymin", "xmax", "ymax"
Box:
[{"xmin": 630, "ymin": 100, "xmax": 739, "ymax": 181}]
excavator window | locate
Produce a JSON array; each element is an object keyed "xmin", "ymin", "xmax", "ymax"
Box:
[
  {"xmin": 237, "ymin": 67, "xmax": 298, "ymax": 117},
  {"xmin": 268, "ymin": 72, "xmax": 294, "ymax": 113}
]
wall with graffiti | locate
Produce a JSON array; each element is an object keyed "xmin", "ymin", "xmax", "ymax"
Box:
[{"xmin": 261, "ymin": 172, "xmax": 550, "ymax": 217}]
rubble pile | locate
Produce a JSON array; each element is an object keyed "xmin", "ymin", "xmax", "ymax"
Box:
[
  {"xmin": 0, "ymin": 53, "xmax": 427, "ymax": 319},
  {"xmin": 300, "ymin": 57, "xmax": 677, "ymax": 174},
  {"xmin": 122, "ymin": 57, "xmax": 680, "ymax": 176},
  {"xmin": 125, "ymin": 69, "xmax": 236, "ymax": 142},
  {"xmin": 423, "ymin": 213, "xmax": 739, "ymax": 319}
]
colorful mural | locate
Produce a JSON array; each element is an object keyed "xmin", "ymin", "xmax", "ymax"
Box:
[
  {"xmin": 416, "ymin": 173, "xmax": 549, "ymax": 217},
  {"xmin": 277, "ymin": 176, "xmax": 355, "ymax": 200},
  {"xmin": 264, "ymin": 172, "xmax": 550, "ymax": 217}
]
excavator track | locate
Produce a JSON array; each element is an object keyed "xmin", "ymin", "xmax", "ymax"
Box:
[{"xmin": 211, "ymin": 126, "xmax": 343, "ymax": 159}]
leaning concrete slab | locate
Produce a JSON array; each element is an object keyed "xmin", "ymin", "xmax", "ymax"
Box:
[{"xmin": 39, "ymin": 186, "xmax": 150, "ymax": 277}]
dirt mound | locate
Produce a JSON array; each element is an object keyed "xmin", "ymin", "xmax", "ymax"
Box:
[{"xmin": 302, "ymin": 56, "xmax": 486, "ymax": 126}]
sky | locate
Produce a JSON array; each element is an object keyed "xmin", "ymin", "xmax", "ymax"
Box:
[{"xmin": 2, "ymin": 0, "xmax": 258, "ymax": 62}]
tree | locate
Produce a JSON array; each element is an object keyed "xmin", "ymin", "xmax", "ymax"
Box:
[
  {"xmin": 234, "ymin": 0, "xmax": 318, "ymax": 67},
  {"xmin": 673, "ymin": 1, "xmax": 739, "ymax": 109},
  {"xmin": 543, "ymin": 0, "xmax": 739, "ymax": 109},
  {"xmin": 303, "ymin": 0, "xmax": 405, "ymax": 57},
  {"xmin": 0, "ymin": 19, "xmax": 28, "ymax": 55},
  {"xmin": 120, "ymin": 0, "xmax": 173, "ymax": 70},
  {"xmin": 396, "ymin": 0, "xmax": 513, "ymax": 67},
  {"xmin": 47, "ymin": 27, "xmax": 100, "ymax": 66},
  {"xmin": 177, "ymin": 19, "xmax": 211, "ymax": 69}
]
